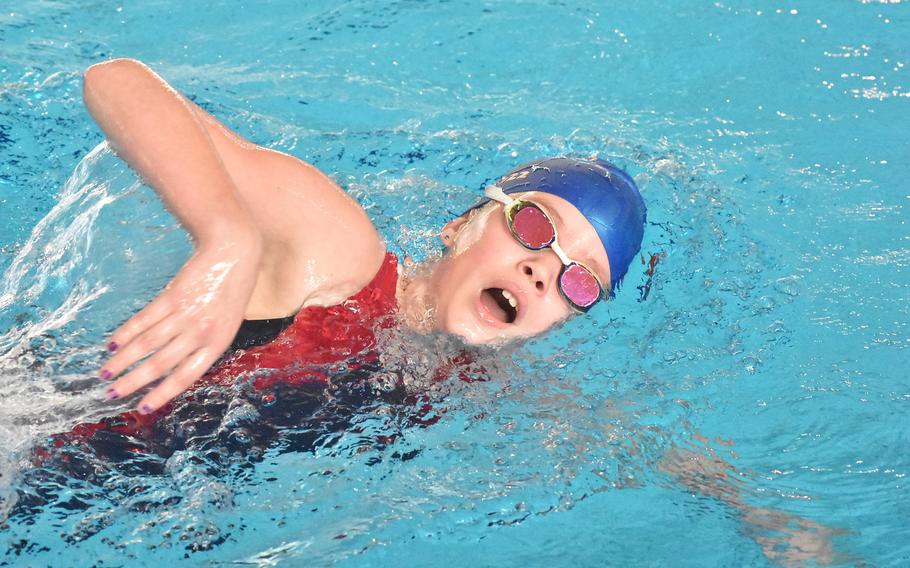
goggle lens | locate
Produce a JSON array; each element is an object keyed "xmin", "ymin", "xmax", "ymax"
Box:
[
  {"xmin": 559, "ymin": 263, "xmax": 601, "ymax": 309},
  {"xmin": 510, "ymin": 204, "xmax": 555, "ymax": 249}
]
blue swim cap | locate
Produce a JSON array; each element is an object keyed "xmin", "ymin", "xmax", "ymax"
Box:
[{"xmin": 482, "ymin": 157, "xmax": 647, "ymax": 291}]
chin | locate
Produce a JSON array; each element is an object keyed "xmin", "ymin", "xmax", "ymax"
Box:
[{"xmin": 444, "ymin": 320, "xmax": 523, "ymax": 346}]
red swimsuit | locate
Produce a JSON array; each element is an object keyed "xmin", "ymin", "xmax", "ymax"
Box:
[
  {"xmin": 207, "ymin": 251, "xmax": 400, "ymax": 389},
  {"xmin": 38, "ymin": 252, "xmax": 400, "ymax": 453}
]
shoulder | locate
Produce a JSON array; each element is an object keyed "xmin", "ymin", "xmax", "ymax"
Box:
[
  {"xmin": 185, "ymin": 108, "xmax": 387, "ymax": 315},
  {"xmin": 233, "ymin": 148, "xmax": 387, "ymax": 313}
]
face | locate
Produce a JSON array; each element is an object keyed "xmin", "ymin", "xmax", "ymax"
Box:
[{"xmin": 429, "ymin": 191, "xmax": 612, "ymax": 344}]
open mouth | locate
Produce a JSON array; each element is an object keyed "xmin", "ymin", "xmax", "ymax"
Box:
[{"xmin": 480, "ymin": 287, "xmax": 518, "ymax": 324}]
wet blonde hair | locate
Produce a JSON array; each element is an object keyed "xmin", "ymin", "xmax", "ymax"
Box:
[{"xmin": 450, "ymin": 202, "xmax": 498, "ymax": 256}]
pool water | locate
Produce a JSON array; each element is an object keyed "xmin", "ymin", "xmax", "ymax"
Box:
[{"xmin": 1, "ymin": 1, "xmax": 907, "ymax": 566}]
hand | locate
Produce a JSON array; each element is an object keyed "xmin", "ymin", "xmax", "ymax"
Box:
[
  {"xmin": 99, "ymin": 235, "xmax": 261, "ymax": 413},
  {"xmin": 748, "ymin": 508, "xmax": 845, "ymax": 567}
]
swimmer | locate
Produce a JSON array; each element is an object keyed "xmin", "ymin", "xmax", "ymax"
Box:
[
  {"xmin": 82, "ymin": 58, "xmax": 646, "ymax": 415},
  {"xmin": 14, "ymin": 61, "xmax": 849, "ymax": 568}
]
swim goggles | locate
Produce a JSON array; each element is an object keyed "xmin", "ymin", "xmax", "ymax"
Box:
[{"xmin": 484, "ymin": 184, "xmax": 606, "ymax": 312}]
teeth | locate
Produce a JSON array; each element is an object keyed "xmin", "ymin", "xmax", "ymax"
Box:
[{"xmin": 501, "ymin": 289, "xmax": 517, "ymax": 308}]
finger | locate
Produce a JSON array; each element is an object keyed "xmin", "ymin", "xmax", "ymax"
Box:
[
  {"xmin": 106, "ymin": 333, "xmax": 196, "ymax": 400},
  {"xmin": 100, "ymin": 313, "xmax": 182, "ymax": 381},
  {"xmin": 137, "ymin": 347, "xmax": 219, "ymax": 413},
  {"xmin": 106, "ymin": 293, "xmax": 174, "ymax": 354}
]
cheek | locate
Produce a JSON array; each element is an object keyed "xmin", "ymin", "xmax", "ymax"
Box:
[
  {"xmin": 522, "ymin": 281, "xmax": 577, "ymax": 336},
  {"xmin": 527, "ymin": 297, "xmax": 573, "ymax": 333},
  {"xmin": 430, "ymin": 257, "xmax": 479, "ymax": 330},
  {"xmin": 449, "ymin": 228, "xmax": 516, "ymax": 280}
]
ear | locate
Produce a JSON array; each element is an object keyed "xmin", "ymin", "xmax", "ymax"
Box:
[{"xmin": 439, "ymin": 215, "xmax": 469, "ymax": 248}]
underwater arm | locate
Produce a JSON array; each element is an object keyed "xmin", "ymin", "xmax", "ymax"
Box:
[
  {"xmin": 659, "ymin": 443, "xmax": 847, "ymax": 566},
  {"xmin": 82, "ymin": 58, "xmax": 262, "ymax": 413}
]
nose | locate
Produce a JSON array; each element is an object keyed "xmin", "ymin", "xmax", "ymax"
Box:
[{"xmin": 519, "ymin": 256, "xmax": 559, "ymax": 296}]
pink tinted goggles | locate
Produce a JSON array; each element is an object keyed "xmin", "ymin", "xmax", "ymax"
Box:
[{"xmin": 485, "ymin": 185, "xmax": 606, "ymax": 312}]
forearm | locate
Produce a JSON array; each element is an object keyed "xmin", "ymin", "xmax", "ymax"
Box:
[
  {"xmin": 660, "ymin": 445, "xmax": 842, "ymax": 565},
  {"xmin": 82, "ymin": 58, "xmax": 257, "ymax": 248}
]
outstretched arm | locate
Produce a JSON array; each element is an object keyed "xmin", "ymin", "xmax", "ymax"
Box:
[
  {"xmin": 84, "ymin": 58, "xmax": 262, "ymax": 413},
  {"xmin": 659, "ymin": 442, "xmax": 848, "ymax": 566}
]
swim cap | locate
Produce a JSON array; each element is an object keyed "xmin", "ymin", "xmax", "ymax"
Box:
[{"xmin": 478, "ymin": 157, "xmax": 646, "ymax": 291}]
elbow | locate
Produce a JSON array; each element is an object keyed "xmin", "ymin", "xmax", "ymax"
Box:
[{"xmin": 83, "ymin": 58, "xmax": 148, "ymax": 96}]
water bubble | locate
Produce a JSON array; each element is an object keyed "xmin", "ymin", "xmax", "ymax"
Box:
[{"xmin": 773, "ymin": 275, "xmax": 801, "ymax": 297}]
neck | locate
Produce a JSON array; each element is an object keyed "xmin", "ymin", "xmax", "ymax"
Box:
[{"xmin": 395, "ymin": 256, "xmax": 439, "ymax": 333}]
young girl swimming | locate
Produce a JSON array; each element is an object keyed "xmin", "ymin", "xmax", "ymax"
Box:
[
  {"xmin": 83, "ymin": 58, "xmax": 646, "ymax": 416},
  {"xmin": 8, "ymin": 60, "xmax": 846, "ymax": 567}
]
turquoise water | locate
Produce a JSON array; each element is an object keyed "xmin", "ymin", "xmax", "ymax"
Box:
[{"xmin": 1, "ymin": 1, "xmax": 907, "ymax": 566}]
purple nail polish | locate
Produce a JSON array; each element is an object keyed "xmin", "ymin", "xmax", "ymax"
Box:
[
  {"xmin": 100, "ymin": 369, "xmax": 112, "ymax": 381},
  {"xmin": 106, "ymin": 388, "xmax": 119, "ymax": 400},
  {"xmin": 107, "ymin": 341, "xmax": 119, "ymax": 352},
  {"xmin": 139, "ymin": 403, "xmax": 154, "ymax": 415}
]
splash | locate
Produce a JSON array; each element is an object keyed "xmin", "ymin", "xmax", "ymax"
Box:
[{"xmin": 0, "ymin": 142, "xmax": 190, "ymax": 512}]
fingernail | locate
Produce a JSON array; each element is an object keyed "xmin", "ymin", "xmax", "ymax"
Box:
[
  {"xmin": 100, "ymin": 369, "xmax": 112, "ymax": 381},
  {"xmin": 107, "ymin": 341, "xmax": 119, "ymax": 352},
  {"xmin": 139, "ymin": 403, "xmax": 154, "ymax": 415},
  {"xmin": 106, "ymin": 388, "xmax": 119, "ymax": 400}
]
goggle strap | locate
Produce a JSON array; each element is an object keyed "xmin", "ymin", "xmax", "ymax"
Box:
[{"xmin": 484, "ymin": 184, "xmax": 512, "ymax": 204}]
